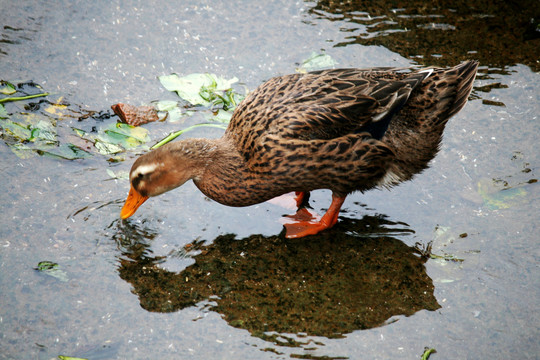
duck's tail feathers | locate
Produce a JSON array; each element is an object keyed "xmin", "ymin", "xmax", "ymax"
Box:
[
  {"xmin": 385, "ymin": 60, "xmax": 479, "ymax": 139},
  {"xmin": 382, "ymin": 61, "xmax": 479, "ymax": 184},
  {"xmin": 443, "ymin": 60, "xmax": 479, "ymax": 120}
]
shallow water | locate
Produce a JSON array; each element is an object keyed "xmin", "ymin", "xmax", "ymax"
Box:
[{"xmin": 1, "ymin": 1, "xmax": 539, "ymax": 359}]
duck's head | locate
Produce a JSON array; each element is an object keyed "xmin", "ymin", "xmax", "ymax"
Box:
[{"xmin": 120, "ymin": 144, "xmax": 201, "ymax": 219}]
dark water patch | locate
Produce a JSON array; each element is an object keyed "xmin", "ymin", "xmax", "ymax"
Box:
[{"xmin": 307, "ymin": 0, "xmax": 540, "ymax": 71}]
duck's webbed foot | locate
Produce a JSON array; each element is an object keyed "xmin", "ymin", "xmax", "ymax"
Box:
[{"xmin": 282, "ymin": 194, "xmax": 345, "ymax": 238}]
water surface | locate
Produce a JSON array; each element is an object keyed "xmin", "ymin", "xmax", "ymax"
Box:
[{"xmin": 1, "ymin": 1, "xmax": 539, "ymax": 359}]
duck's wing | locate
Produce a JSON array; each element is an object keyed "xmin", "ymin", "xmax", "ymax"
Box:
[{"xmin": 227, "ymin": 68, "xmax": 431, "ymax": 165}]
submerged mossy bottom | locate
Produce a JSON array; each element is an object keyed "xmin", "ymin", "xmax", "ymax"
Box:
[{"xmin": 118, "ymin": 217, "xmax": 440, "ymax": 341}]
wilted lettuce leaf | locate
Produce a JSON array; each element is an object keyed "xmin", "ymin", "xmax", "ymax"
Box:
[{"xmin": 158, "ymin": 73, "xmax": 240, "ymax": 107}]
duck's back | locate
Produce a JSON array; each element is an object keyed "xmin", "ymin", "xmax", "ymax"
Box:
[
  {"xmin": 223, "ymin": 61, "xmax": 478, "ymax": 196},
  {"xmin": 226, "ymin": 67, "xmax": 432, "ymax": 163}
]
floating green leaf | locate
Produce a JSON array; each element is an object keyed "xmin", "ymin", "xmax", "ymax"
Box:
[
  {"xmin": 35, "ymin": 261, "xmax": 69, "ymax": 282},
  {"xmin": 296, "ymin": 51, "xmax": 338, "ymax": 73},
  {"xmin": 38, "ymin": 143, "xmax": 92, "ymax": 160},
  {"xmin": 29, "ymin": 119, "xmax": 57, "ymax": 142},
  {"xmin": 165, "ymin": 107, "xmax": 185, "ymax": 122},
  {"xmin": 152, "ymin": 100, "xmax": 186, "ymax": 122},
  {"xmin": 153, "ymin": 100, "xmax": 179, "ymax": 112},
  {"xmin": 8, "ymin": 143, "xmax": 34, "ymax": 159},
  {"xmin": 94, "ymin": 138, "xmax": 125, "ymax": 155},
  {"xmin": 0, "ymin": 104, "xmax": 7, "ymax": 119},
  {"xmin": 159, "ymin": 73, "xmax": 212, "ymax": 105},
  {"xmin": 0, "ymin": 118, "xmax": 32, "ymax": 140},
  {"xmin": 103, "ymin": 122, "xmax": 150, "ymax": 144},
  {"xmin": 58, "ymin": 356, "xmax": 88, "ymax": 360},
  {"xmin": 0, "ymin": 81, "xmax": 16, "ymax": 95},
  {"xmin": 204, "ymin": 109, "xmax": 233, "ymax": 123},
  {"xmin": 71, "ymin": 127, "xmax": 86, "ymax": 137}
]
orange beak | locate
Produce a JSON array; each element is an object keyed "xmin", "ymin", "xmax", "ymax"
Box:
[{"xmin": 120, "ymin": 185, "xmax": 149, "ymax": 219}]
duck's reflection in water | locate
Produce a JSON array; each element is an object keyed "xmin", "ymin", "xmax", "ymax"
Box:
[{"xmin": 114, "ymin": 215, "xmax": 440, "ymax": 343}]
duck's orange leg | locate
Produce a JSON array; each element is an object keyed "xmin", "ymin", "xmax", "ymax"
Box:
[
  {"xmin": 294, "ymin": 191, "xmax": 309, "ymax": 208},
  {"xmin": 283, "ymin": 194, "xmax": 346, "ymax": 238}
]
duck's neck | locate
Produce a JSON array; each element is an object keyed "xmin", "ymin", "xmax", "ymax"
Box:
[{"xmin": 176, "ymin": 137, "xmax": 274, "ymax": 207}]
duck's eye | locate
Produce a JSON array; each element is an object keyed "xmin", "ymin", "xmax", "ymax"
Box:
[{"xmin": 131, "ymin": 170, "xmax": 147, "ymax": 184}]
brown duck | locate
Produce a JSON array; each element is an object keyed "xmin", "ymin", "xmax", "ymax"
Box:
[{"xmin": 121, "ymin": 61, "xmax": 479, "ymax": 238}]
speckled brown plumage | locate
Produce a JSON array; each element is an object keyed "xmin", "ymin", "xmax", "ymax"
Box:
[{"xmin": 121, "ymin": 61, "xmax": 479, "ymax": 237}]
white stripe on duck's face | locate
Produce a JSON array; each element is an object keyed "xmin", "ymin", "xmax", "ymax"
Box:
[{"xmin": 130, "ymin": 163, "xmax": 159, "ymax": 182}]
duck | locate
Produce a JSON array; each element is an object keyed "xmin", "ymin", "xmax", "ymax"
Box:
[{"xmin": 120, "ymin": 60, "xmax": 479, "ymax": 238}]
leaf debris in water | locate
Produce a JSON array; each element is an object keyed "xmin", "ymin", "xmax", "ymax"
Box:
[
  {"xmin": 0, "ymin": 104, "xmax": 7, "ymax": 119},
  {"xmin": 158, "ymin": 72, "xmax": 241, "ymax": 108},
  {"xmin": 421, "ymin": 348, "xmax": 437, "ymax": 360},
  {"xmin": 477, "ymin": 177, "xmax": 528, "ymax": 210},
  {"xmin": 296, "ymin": 51, "xmax": 338, "ymax": 73},
  {"xmin": 35, "ymin": 261, "xmax": 69, "ymax": 282},
  {"xmin": 0, "ymin": 80, "xmax": 17, "ymax": 95},
  {"xmin": 152, "ymin": 72, "xmax": 245, "ymax": 148},
  {"xmin": 0, "ymin": 117, "xmax": 93, "ymax": 160}
]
